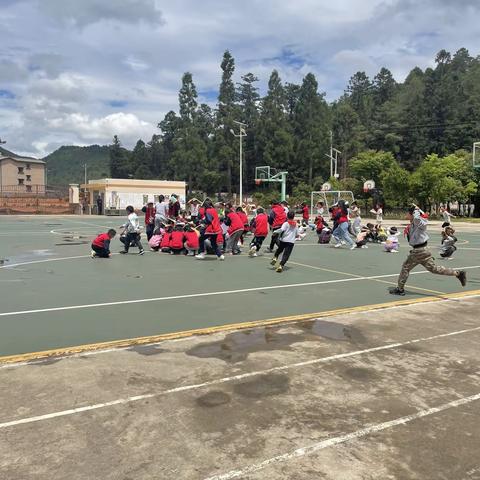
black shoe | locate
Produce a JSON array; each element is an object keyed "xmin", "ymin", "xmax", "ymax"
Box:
[
  {"xmin": 389, "ymin": 287, "xmax": 405, "ymax": 296},
  {"xmin": 457, "ymin": 270, "xmax": 467, "ymax": 287},
  {"xmin": 119, "ymin": 250, "xmax": 128, "ymax": 254},
  {"xmin": 139, "ymin": 250, "xmax": 145, "ymax": 256}
]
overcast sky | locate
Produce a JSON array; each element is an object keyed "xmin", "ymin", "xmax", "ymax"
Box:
[{"xmin": 1, "ymin": 0, "xmax": 479, "ymax": 157}]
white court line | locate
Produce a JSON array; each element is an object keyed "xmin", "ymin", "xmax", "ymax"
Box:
[
  {"xmin": 0, "ymin": 255, "xmax": 92, "ymax": 269},
  {"xmin": 1, "ymin": 323, "xmax": 480, "ymax": 429},
  {"xmin": 1, "ymin": 265, "xmax": 479, "ymax": 318},
  {"xmin": 2, "ymin": 292, "xmax": 480, "ymax": 369},
  {"xmin": 203, "ymin": 392, "xmax": 480, "ymax": 480}
]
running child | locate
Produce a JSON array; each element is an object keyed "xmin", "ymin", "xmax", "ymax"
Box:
[
  {"xmin": 119, "ymin": 206, "xmax": 144, "ymax": 255},
  {"xmin": 224, "ymin": 205, "xmax": 244, "ymax": 255},
  {"xmin": 267, "ymin": 201, "xmax": 287, "ymax": 252},
  {"xmin": 301, "ymin": 202, "xmax": 309, "ymax": 226},
  {"xmin": 196, "ymin": 200, "xmax": 224, "ymax": 260},
  {"xmin": 270, "ymin": 211, "xmax": 299, "ymax": 273},
  {"xmin": 142, "ymin": 202, "xmax": 156, "ymax": 240},
  {"xmin": 91, "ymin": 229, "xmax": 116, "ymax": 258},
  {"xmin": 248, "ymin": 207, "xmax": 268, "ymax": 257},
  {"xmin": 389, "ymin": 205, "xmax": 466, "ymax": 296}
]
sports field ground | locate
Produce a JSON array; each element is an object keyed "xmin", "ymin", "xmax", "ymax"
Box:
[{"xmin": 1, "ymin": 215, "xmax": 480, "ymax": 479}]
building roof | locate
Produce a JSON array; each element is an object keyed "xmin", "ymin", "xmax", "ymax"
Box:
[
  {"xmin": 0, "ymin": 146, "xmax": 45, "ymax": 164},
  {"xmin": 0, "ymin": 156, "xmax": 46, "ymax": 164},
  {"xmin": 83, "ymin": 178, "xmax": 186, "ymax": 189}
]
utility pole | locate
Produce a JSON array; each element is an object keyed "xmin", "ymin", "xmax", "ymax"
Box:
[{"xmin": 230, "ymin": 121, "xmax": 247, "ymax": 205}]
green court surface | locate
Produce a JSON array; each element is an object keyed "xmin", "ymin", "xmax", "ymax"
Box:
[{"xmin": 1, "ymin": 215, "xmax": 479, "ymax": 359}]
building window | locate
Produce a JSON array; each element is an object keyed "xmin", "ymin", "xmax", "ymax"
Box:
[
  {"xmin": 18, "ymin": 179, "xmax": 24, "ymax": 185},
  {"xmin": 26, "ymin": 164, "xmax": 31, "ymax": 170},
  {"xmin": 26, "ymin": 185, "xmax": 32, "ymax": 192},
  {"xmin": 18, "ymin": 167, "xmax": 24, "ymax": 174},
  {"xmin": 26, "ymin": 175, "xmax": 31, "ymax": 181}
]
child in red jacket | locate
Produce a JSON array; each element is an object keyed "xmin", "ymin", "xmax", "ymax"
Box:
[
  {"xmin": 184, "ymin": 223, "xmax": 200, "ymax": 256},
  {"xmin": 169, "ymin": 224, "xmax": 185, "ymax": 254},
  {"xmin": 160, "ymin": 225, "xmax": 173, "ymax": 253},
  {"xmin": 91, "ymin": 229, "xmax": 116, "ymax": 258},
  {"xmin": 249, "ymin": 208, "xmax": 268, "ymax": 257}
]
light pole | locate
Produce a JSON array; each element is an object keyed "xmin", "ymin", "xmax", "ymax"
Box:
[{"xmin": 230, "ymin": 121, "xmax": 247, "ymax": 205}]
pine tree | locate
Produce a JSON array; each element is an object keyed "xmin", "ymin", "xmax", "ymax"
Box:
[
  {"xmin": 256, "ymin": 70, "xmax": 293, "ymax": 178},
  {"xmin": 292, "ymin": 73, "xmax": 330, "ymax": 184},
  {"xmin": 109, "ymin": 135, "xmax": 129, "ymax": 178},
  {"xmin": 131, "ymin": 139, "xmax": 152, "ymax": 178},
  {"xmin": 172, "ymin": 72, "xmax": 208, "ymax": 193},
  {"xmin": 213, "ymin": 50, "xmax": 238, "ymax": 193}
]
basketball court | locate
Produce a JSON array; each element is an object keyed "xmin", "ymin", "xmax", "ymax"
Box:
[{"xmin": 1, "ymin": 214, "xmax": 480, "ymax": 479}]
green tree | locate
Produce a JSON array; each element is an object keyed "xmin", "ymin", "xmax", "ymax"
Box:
[
  {"xmin": 213, "ymin": 50, "xmax": 238, "ymax": 193},
  {"xmin": 256, "ymin": 70, "xmax": 293, "ymax": 179},
  {"xmin": 131, "ymin": 139, "xmax": 152, "ymax": 178},
  {"xmin": 172, "ymin": 72, "xmax": 208, "ymax": 193},
  {"xmin": 109, "ymin": 135, "xmax": 129, "ymax": 178},
  {"xmin": 292, "ymin": 73, "xmax": 331, "ymax": 184},
  {"xmin": 410, "ymin": 150, "xmax": 477, "ymax": 208},
  {"xmin": 349, "ymin": 150, "xmax": 396, "ymax": 186}
]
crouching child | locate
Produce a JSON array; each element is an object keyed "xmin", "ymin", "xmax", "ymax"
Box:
[{"xmin": 91, "ymin": 229, "xmax": 116, "ymax": 258}]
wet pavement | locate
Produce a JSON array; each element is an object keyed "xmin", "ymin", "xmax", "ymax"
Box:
[{"xmin": 1, "ymin": 295, "xmax": 480, "ymax": 479}]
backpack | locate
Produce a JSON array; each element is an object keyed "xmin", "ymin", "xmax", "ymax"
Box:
[{"xmin": 319, "ymin": 229, "xmax": 332, "ymax": 244}]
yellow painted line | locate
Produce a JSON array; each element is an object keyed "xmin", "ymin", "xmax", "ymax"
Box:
[{"xmin": 2, "ymin": 289, "xmax": 480, "ymax": 365}]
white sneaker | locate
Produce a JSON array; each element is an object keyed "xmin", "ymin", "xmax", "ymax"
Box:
[
  {"xmin": 391, "ymin": 250, "xmax": 398, "ymax": 253},
  {"xmin": 350, "ymin": 245, "xmax": 356, "ymax": 250},
  {"xmin": 248, "ymin": 246, "xmax": 257, "ymax": 257},
  {"xmin": 341, "ymin": 240, "xmax": 346, "ymax": 245},
  {"xmin": 218, "ymin": 254, "xmax": 225, "ymax": 261},
  {"xmin": 196, "ymin": 253, "xmax": 205, "ymax": 260},
  {"xmin": 362, "ymin": 245, "xmax": 368, "ymax": 249},
  {"xmin": 334, "ymin": 243, "xmax": 342, "ymax": 248},
  {"xmin": 90, "ymin": 250, "xmax": 96, "ymax": 258},
  {"xmin": 252, "ymin": 252, "xmax": 257, "ymax": 257}
]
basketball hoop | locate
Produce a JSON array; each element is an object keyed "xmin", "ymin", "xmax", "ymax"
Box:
[
  {"xmin": 363, "ymin": 180, "xmax": 375, "ymax": 193},
  {"xmin": 255, "ymin": 179, "xmax": 262, "ymax": 186}
]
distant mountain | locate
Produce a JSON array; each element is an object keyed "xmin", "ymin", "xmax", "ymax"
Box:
[
  {"xmin": 42, "ymin": 145, "xmax": 112, "ymax": 186},
  {"xmin": 0, "ymin": 146, "xmax": 16, "ymax": 157}
]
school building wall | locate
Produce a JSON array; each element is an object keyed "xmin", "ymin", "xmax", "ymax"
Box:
[
  {"xmin": 82, "ymin": 178, "xmax": 186, "ymax": 210},
  {"xmin": 0, "ymin": 158, "xmax": 45, "ymax": 192}
]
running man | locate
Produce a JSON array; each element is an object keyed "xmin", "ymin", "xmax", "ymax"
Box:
[{"xmin": 389, "ymin": 205, "xmax": 466, "ymax": 296}]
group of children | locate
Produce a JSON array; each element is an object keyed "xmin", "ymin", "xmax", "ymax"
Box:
[{"xmin": 90, "ymin": 198, "xmax": 460, "ymax": 277}]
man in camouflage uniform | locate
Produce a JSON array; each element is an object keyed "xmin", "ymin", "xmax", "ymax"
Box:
[{"xmin": 389, "ymin": 205, "xmax": 466, "ymax": 296}]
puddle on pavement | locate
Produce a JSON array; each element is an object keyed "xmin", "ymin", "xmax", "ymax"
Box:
[
  {"xmin": 234, "ymin": 373, "xmax": 290, "ymax": 398},
  {"xmin": 2, "ymin": 249, "xmax": 55, "ymax": 264},
  {"xmin": 127, "ymin": 345, "xmax": 165, "ymax": 355},
  {"xmin": 301, "ymin": 319, "xmax": 365, "ymax": 343},
  {"xmin": 186, "ymin": 319, "xmax": 365, "ymax": 363},
  {"xmin": 196, "ymin": 391, "xmax": 231, "ymax": 407}
]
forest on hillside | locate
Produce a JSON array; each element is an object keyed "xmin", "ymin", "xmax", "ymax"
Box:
[{"xmin": 110, "ymin": 48, "xmax": 480, "ymax": 209}]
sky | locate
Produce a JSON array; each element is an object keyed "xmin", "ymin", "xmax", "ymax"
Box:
[{"xmin": 1, "ymin": 0, "xmax": 479, "ymax": 157}]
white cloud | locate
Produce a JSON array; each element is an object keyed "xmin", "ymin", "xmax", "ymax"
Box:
[
  {"xmin": 37, "ymin": 0, "xmax": 163, "ymax": 28},
  {"xmin": 49, "ymin": 112, "xmax": 155, "ymax": 142},
  {"xmin": 1, "ymin": 0, "xmax": 480, "ymax": 156}
]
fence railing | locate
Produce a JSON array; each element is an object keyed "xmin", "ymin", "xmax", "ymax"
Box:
[{"xmin": 0, "ymin": 184, "xmax": 68, "ymax": 198}]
